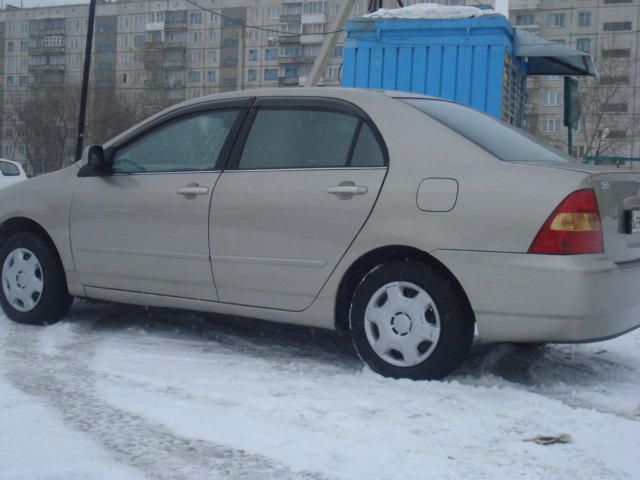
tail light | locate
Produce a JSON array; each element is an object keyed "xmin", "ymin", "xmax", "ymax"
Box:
[{"xmin": 529, "ymin": 189, "xmax": 604, "ymax": 255}]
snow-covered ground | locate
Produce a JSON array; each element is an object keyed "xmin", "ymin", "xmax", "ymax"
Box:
[{"xmin": 1, "ymin": 301, "xmax": 638, "ymax": 480}]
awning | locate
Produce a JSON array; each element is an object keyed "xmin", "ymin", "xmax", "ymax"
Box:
[{"xmin": 514, "ymin": 28, "xmax": 597, "ymax": 77}]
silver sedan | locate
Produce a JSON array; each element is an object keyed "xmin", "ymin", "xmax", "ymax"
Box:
[{"xmin": 1, "ymin": 88, "xmax": 639, "ymax": 380}]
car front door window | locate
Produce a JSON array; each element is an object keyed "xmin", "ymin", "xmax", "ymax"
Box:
[{"xmin": 113, "ymin": 109, "xmax": 240, "ymax": 174}]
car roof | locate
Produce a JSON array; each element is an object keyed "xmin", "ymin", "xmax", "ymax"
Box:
[
  {"xmin": 177, "ymin": 87, "xmax": 436, "ymax": 110},
  {"xmin": 0, "ymin": 158, "xmax": 21, "ymax": 167}
]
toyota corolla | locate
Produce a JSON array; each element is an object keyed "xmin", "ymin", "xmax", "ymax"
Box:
[{"xmin": 1, "ymin": 88, "xmax": 639, "ymax": 380}]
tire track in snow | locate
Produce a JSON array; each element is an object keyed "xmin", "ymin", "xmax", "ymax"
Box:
[{"xmin": 2, "ymin": 318, "xmax": 326, "ymax": 480}]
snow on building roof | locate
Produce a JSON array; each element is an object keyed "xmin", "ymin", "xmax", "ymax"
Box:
[{"xmin": 363, "ymin": 3, "xmax": 496, "ymax": 20}]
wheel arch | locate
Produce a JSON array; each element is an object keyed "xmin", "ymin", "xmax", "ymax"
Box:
[
  {"xmin": 0, "ymin": 217, "xmax": 66, "ymax": 273},
  {"xmin": 334, "ymin": 245, "xmax": 475, "ymax": 333}
]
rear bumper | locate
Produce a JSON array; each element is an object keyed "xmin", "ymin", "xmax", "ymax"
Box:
[{"xmin": 432, "ymin": 250, "xmax": 640, "ymax": 343}]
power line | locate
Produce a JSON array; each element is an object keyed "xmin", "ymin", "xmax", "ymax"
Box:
[{"xmin": 182, "ymin": 0, "xmax": 346, "ymax": 38}]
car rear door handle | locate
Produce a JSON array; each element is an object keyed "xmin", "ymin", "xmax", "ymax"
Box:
[
  {"xmin": 327, "ymin": 184, "xmax": 368, "ymax": 198},
  {"xmin": 177, "ymin": 185, "xmax": 209, "ymax": 197}
]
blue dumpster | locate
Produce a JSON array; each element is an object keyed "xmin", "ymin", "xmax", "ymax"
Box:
[{"xmin": 342, "ymin": 15, "xmax": 527, "ymax": 126}]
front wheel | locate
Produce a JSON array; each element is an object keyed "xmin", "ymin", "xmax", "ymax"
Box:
[
  {"xmin": 0, "ymin": 232, "xmax": 73, "ymax": 325},
  {"xmin": 349, "ymin": 261, "xmax": 474, "ymax": 380}
]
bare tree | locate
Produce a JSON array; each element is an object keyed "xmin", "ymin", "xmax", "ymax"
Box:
[{"xmin": 578, "ymin": 36, "xmax": 636, "ymax": 159}]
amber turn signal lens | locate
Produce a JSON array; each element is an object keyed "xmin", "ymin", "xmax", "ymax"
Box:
[{"xmin": 549, "ymin": 212, "xmax": 601, "ymax": 232}]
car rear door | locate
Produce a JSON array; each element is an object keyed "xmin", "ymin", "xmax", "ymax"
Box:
[
  {"xmin": 209, "ymin": 97, "xmax": 388, "ymax": 311},
  {"xmin": 70, "ymin": 99, "xmax": 248, "ymax": 300}
]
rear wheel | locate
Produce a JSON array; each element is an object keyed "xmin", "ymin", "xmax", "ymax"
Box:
[
  {"xmin": 0, "ymin": 232, "xmax": 73, "ymax": 325},
  {"xmin": 349, "ymin": 261, "xmax": 474, "ymax": 380}
]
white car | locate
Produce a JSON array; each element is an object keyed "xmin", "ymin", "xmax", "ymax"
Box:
[{"xmin": 0, "ymin": 159, "xmax": 27, "ymax": 189}]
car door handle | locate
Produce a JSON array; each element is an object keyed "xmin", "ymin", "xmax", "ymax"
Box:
[
  {"xmin": 177, "ymin": 186, "xmax": 209, "ymax": 196},
  {"xmin": 327, "ymin": 185, "xmax": 368, "ymax": 196}
]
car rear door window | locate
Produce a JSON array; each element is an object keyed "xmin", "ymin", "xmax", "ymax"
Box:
[
  {"xmin": 238, "ymin": 109, "xmax": 359, "ymax": 169},
  {"xmin": 350, "ymin": 123, "xmax": 385, "ymax": 167},
  {"xmin": 0, "ymin": 161, "xmax": 20, "ymax": 176},
  {"xmin": 113, "ymin": 109, "xmax": 240, "ymax": 174}
]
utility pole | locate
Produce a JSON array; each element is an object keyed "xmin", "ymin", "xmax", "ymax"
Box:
[
  {"xmin": 306, "ymin": 0, "xmax": 358, "ymax": 87},
  {"xmin": 74, "ymin": 0, "xmax": 97, "ymax": 161}
]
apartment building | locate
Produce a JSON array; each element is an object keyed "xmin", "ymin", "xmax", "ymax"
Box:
[
  {"xmin": 1, "ymin": 0, "xmax": 384, "ymax": 169},
  {"xmin": 509, "ymin": 0, "xmax": 640, "ymax": 159}
]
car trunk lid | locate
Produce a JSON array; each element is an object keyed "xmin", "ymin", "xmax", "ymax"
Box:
[{"xmin": 515, "ymin": 161, "xmax": 640, "ymax": 263}]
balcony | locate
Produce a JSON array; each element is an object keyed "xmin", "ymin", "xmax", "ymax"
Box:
[
  {"xmin": 28, "ymin": 64, "xmax": 65, "ymax": 73},
  {"xmin": 301, "ymin": 13, "xmax": 326, "ymax": 24},
  {"xmin": 163, "ymin": 58, "xmax": 186, "ymax": 69},
  {"xmin": 28, "ymin": 45, "xmax": 65, "ymax": 55},
  {"xmin": 300, "ymin": 33, "xmax": 324, "ymax": 45},
  {"xmin": 164, "ymin": 20, "xmax": 187, "ymax": 31},
  {"xmin": 278, "ymin": 54, "xmax": 315, "ymax": 65},
  {"xmin": 279, "ymin": 34, "xmax": 300, "ymax": 45},
  {"xmin": 146, "ymin": 22, "xmax": 165, "ymax": 32},
  {"xmin": 280, "ymin": 14, "xmax": 301, "ymax": 23},
  {"xmin": 278, "ymin": 76, "xmax": 300, "ymax": 86},
  {"xmin": 509, "ymin": 0, "xmax": 540, "ymax": 10}
]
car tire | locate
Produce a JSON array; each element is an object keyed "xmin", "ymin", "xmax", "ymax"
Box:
[
  {"xmin": 0, "ymin": 232, "xmax": 73, "ymax": 325},
  {"xmin": 349, "ymin": 261, "xmax": 474, "ymax": 380}
]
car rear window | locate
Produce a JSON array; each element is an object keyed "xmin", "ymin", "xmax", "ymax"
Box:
[
  {"xmin": 399, "ymin": 98, "xmax": 573, "ymax": 163},
  {"xmin": 0, "ymin": 161, "xmax": 20, "ymax": 176}
]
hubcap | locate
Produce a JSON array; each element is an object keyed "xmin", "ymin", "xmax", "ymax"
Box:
[
  {"xmin": 364, "ymin": 281, "xmax": 441, "ymax": 367},
  {"xmin": 2, "ymin": 248, "xmax": 44, "ymax": 312}
]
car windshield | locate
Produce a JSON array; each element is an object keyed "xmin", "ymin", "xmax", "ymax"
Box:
[{"xmin": 399, "ymin": 98, "xmax": 574, "ymax": 163}]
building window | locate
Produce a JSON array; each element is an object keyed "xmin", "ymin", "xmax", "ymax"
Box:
[
  {"xmin": 18, "ymin": 75, "xmax": 28, "ymax": 87},
  {"xmin": 209, "ymin": 12, "xmax": 218, "ymax": 23},
  {"xmin": 189, "ymin": 12, "xmax": 203, "ymax": 24},
  {"xmin": 542, "ymin": 91, "xmax": 562, "ymax": 106},
  {"xmin": 44, "ymin": 36, "xmax": 64, "ymax": 47},
  {"xmin": 266, "ymin": 8, "xmax": 279, "ymax": 19},
  {"xmin": 119, "ymin": 17, "xmax": 129, "ymax": 28},
  {"xmin": 189, "ymin": 51, "xmax": 202, "ymax": 63},
  {"xmin": 331, "ymin": 46, "xmax": 343, "ymax": 58},
  {"xmin": 604, "ymin": 0, "xmax": 632, "ymax": 3},
  {"xmin": 541, "ymin": 118, "xmax": 560, "ymax": 133},
  {"xmin": 208, "ymin": 30, "xmax": 218, "ymax": 43},
  {"xmin": 303, "ymin": 23, "xmax": 324, "ymax": 34},
  {"xmin": 248, "ymin": 49, "xmax": 258, "ymax": 61},
  {"xmin": 602, "ymin": 49, "xmax": 630, "ymax": 58},
  {"xmin": 191, "ymin": 32, "xmax": 202, "ymax": 44},
  {"xmin": 282, "ymin": 46, "xmax": 301, "ymax": 57},
  {"xmin": 120, "ymin": 73, "xmax": 128, "ymax": 84},
  {"xmin": 222, "ymin": 57, "xmax": 237, "ymax": 67},
  {"xmin": 327, "ymin": 66, "xmax": 340, "ymax": 79},
  {"xmin": 576, "ymin": 38, "xmax": 590, "ymax": 53},
  {"xmin": 250, "ymin": 8, "xmax": 260, "ymax": 21},
  {"xmin": 546, "ymin": 13, "xmax": 566, "ymax": 28},
  {"xmin": 207, "ymin": 50, "xmax": 218, "ymax": 63},
  {"xmin": 578, "ymin": 11, "xmax": 591, "ymax": 27},
  {"xmin": 265, "ymin": 48, "xmax": 278, "ymax": 61},
  {"xmin": 19, "ymin": 40, "xmax": 28, "ymax": 52},
  {"xmin": 187, "ymin": 70, "xmax": 201, "ymax": 83},
  {"xmin": 7, "ymin": 41, "xmax": 14, "ymax": 52},
  {"xmin": 120, "ymin": 35, "xmax": 129, "ymax": 47},
  {"xmin": 69, "ymin": 55, "xmax": 78, "ymax": 66},
  {"xmin": 133, "ymin": 34, "xmax": 145, "ymax": 47},
  {"xmin": 515, "ymin": 14, "xmax": 535, "ymax": 26},
  {"xmin": 303, "ymin": 1, "xmax": 325, "ymax": 14},
  {"xmin": 603, "ymin": 22, "xmax": 632, "ymax": 31},
  {"xmin": 207, "ymin": 70, "xmax": 216, "ymax": 83},
  {"xmin": 149, "ymin": 11, "xmax": 164, "ymax": 23},
  {"xmin": 135, "ymin": 15, "xmax": 146, "ymax": 28},
  {"xmin": 223, "ymin": 39, "xmax": 239, "ymax": 47},
  {"xmin": 69, "ymin": 19, "xmax": 81, "ymax": 31},
  {"xmin": 600, "ymin": 75, "xmax": 629, "ymax": 85},
  {"xmin": 264, "ymin": 68, "xmax": 278, "ymax": 81},
  {"xmin": 247, "ymin": 69, "xmax": 257, "ymax": 82},
  {"xmin": 602, "ymin": 103, "xmax": 628, "ymax": 113}
]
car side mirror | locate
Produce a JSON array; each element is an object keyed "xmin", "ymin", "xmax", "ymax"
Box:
[
  {"xmin": 88, "ymin": 145, "xmax": 106, "ymax": 169},
  {"xmin": 80, "ymin": 145, "xmax": 115, "ymax": 177}
]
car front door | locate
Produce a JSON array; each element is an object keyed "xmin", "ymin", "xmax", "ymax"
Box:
[
  {"xmin": 70, "ymin": 100, "xmax": 248, "ymax": 300},
  {"xmin": 210, "ymin": 97, "xmax": 388, "ymax": 311}
]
